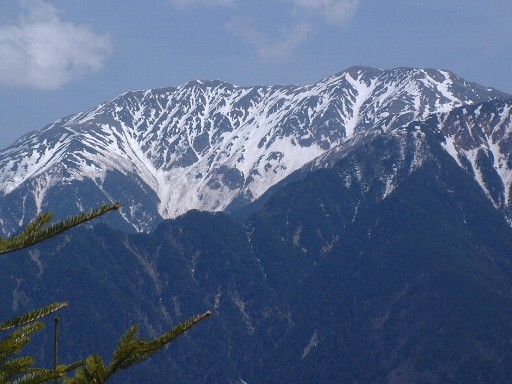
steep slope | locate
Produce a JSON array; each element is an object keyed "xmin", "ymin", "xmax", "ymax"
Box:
[
  {"xmin": 2, "ymin": 120, "xmax": 512, "ymax": 383},
  {"xmin": 1, "ymin": 212, "xmax": 285, "ymax": 384},
  {"xmin": 0, "ymin": 67, "xmax": 508, "ymax": 233},
  {"xmin": 247, "ymin": 123, "xmax": 512, "ymax": 383},
  {"xmin": 434, "ymin": 99, "xmax": 512, "ymax": 223},
  {"xmin": 241, "ymin": 97, "xmax": 512, "ymax": 227}
]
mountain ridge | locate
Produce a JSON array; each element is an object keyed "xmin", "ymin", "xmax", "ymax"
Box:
[
  {"xmin": 4, "ymin": 115, "xmax": 512, "ymax": 382},
  {"xmin": 0, "ymin": 66, "xmax": 510, "ymax": 233}
]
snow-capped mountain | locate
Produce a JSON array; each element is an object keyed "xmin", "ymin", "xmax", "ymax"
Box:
[{"xmin": 0, "ymin": 66, "xmax": 509, "ymax": 232}]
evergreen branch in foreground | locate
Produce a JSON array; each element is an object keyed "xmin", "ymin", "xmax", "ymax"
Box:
[
  {"xmin": 2, "ymin": 361, "xmax": 86, "ymax": 384},
  {"xmin": 0, "ymin": 323, "xmax": 60, "ymax": 384},
  {"xmin": 0, "ymin": 302, "xmax": 69, "ymax": 331},
  {"xmin": 0, "ymin": 203, "xmax": 121, "ymax": 255},
  {"xmin": 65, "ymin": 311, "xmax": 212, "ymax": 383},
  {"xmin": 0, "ymin": 323, "xmax": 45, "ymax": 365},
  {"xmin": 7, "ymin": 366, "xmax": 67, "ymax": 384}
]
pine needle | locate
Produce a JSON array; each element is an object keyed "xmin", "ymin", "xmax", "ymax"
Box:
[
  {"xmin": 0, "ymin": 303, "xmax": 68, "ymax": 331},
  {"xmin": 0, "ymin": 203, "xmax": 121, "ymax": 255}
]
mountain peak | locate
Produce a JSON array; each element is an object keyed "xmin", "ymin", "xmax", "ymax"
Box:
[{"xmin": 0, "ymin": 67, "xmax": 510, "ymax": 233}]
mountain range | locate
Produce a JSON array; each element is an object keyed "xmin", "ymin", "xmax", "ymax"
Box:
[
  {"xmin": 1, "ymin": 66, "xmax": 512, "ymax": 383},
  {"xmin": 0, "ymin": 66, "xmax": 510, "ymax": 233}
]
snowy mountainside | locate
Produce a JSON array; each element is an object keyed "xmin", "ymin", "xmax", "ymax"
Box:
[
  {"xmin": 0, "ymin": 66, "xmax": 508, "ymax": 232},
  {"xmin": 300, "ymin": 97, "xmax": 512, "ymax": 227},
  {"xmin": 435, "ymin": 98, "xmax": 512, "ymax": 223}
]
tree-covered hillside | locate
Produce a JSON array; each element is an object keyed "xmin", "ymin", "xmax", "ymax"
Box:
[{"xmin": 3, "ymin": 125, "xmax": 512, "ymax": 383}]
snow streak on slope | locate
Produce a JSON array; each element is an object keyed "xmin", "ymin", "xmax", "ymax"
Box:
[
  {"xmin": 437, "ymin": 99, "xmax": 512, "ymax": 223},
  {"xmin": 0, "ymin": 66, "xmax": 508, "ymax": 231}
]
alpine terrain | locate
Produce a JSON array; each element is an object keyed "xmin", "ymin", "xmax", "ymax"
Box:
[
  {"xmin": 1, "ymin": 67, "xmax": 512, "ymax": 383},
  {"xmin": 0, "ymin": 66, "xmax": 510, "ymax": 233}
]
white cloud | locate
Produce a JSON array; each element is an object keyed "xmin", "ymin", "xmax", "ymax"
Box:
[
  {"xmin": 226, "ymin": 19, "xmax": 311, "ymax": 60},
  {"xmin": 169, "ymin": 0, "xmax": 234, "ymax": 6},
  {"xmin": 0, "ymin": 0, "xmax": 113, "ymax": 90},
  {"xmin": 171, "ymin": 0, "xmax": 360, "ymax": 59},
  {"xmin": 289, "ymin": 0, "xmax": 360, "ymax": 24}
]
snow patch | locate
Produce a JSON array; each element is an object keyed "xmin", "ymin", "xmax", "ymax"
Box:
[
  {"xmin": 302, "ymin": 330, "xmax": 319, "ymax": 359},
  {"xmin": 441, "ymin": 135, "xmax": 462, "ymax": 167}
]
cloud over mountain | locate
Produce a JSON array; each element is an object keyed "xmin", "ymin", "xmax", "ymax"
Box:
[
  {"xmin": 226, "ymin": 19, "xmax": 311, "ymax": 60},
  {"xmin": 169, "ymin": 0, "xmax": 234, "ymax": 6},
  {"xmin": 168, "ymin": 0, "xmax": 360, "ymax": 59},
  {"xmin": 289, "ymin": 0, "xmax": 360, "ymax": 24}
]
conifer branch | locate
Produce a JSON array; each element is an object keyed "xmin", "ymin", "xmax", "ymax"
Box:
[
  {"xmin": 0, "ymin": 356, "xmax": 35, "ymax": 382},
  {"xmin": 108, "ymin": 311, "xmax": 212, "ymax": 374},
  {"xmin": 0, "ymin": 203, "xmax": 121, "ymax": 255},
  {"xmin": 0, "ymin": 303, "xmax": 69, "ymax": 331},
  {"xmin": 7, "ymin": 367, "xmax": 67, "ymax": 384},
  {"xmin": 0, "ymin": 323, "xmax": 46, "ymax": 364},
  {"xmin": 65, "ymin": 311, "xmax": 212, "ymax": 383},
  {"xmin": 0, "ymin": 202, "xmax": 211, "ymax": 383}
]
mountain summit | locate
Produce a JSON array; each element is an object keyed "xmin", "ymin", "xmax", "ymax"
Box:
[
  {"xmin": 0, "ymin": 67, "xmax": 509, "ymax": 232},
  {"xmin": 2, "ymin": 67, "xmax": 512, "ymax": 382}
]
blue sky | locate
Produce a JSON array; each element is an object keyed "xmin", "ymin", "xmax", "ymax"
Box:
[{"xmin": 0, "ymin": 0, "xmax": 510, "ymax": 147}]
